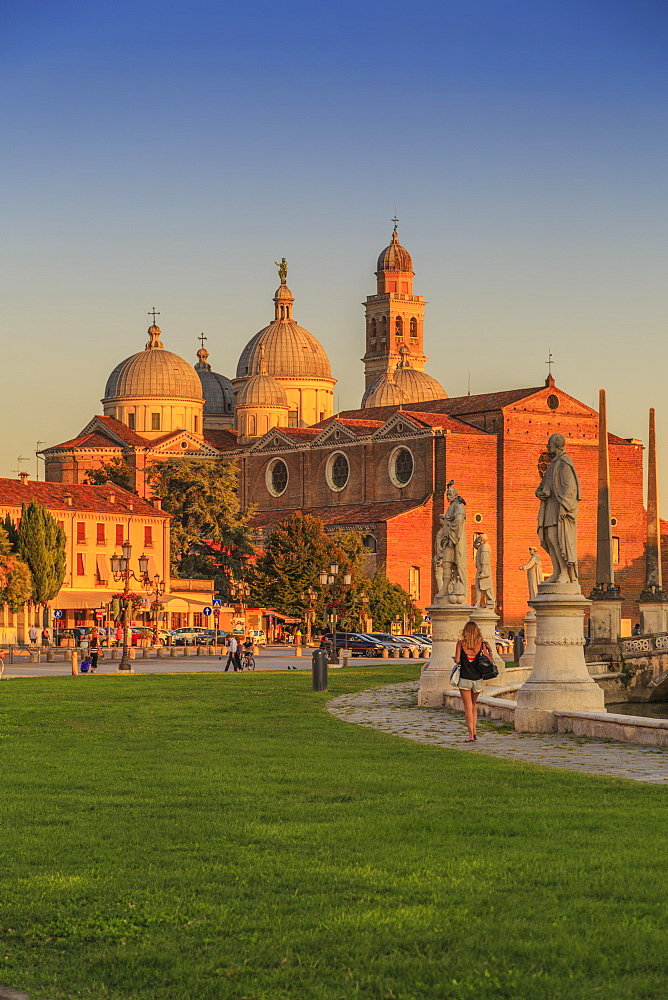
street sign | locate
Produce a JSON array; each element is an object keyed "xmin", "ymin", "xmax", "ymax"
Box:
[
  {"xmin": 53, "ymin": 610, "xmax": 63, "ymax": 619},
  {"xmin": 213, "ymin": 609, "xmax": 220, "ymax": 618},
  {"xmin": 203, "ymin": 607, "xmax": 212, "ymax": 617},
  {"xmin": 95, "ymin": 612, "xmax": 104, "ymax": 620},
  {"xmin": 212, "ymin": 599, "xmax": 222, "ymax": 608}
]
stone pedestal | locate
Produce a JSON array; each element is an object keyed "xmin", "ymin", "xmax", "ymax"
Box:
[
  {"xmin": 519, "ymin": 609, "xmax": 536, "ymax": 668},
  {"xmin": 418, "ymin": 602, "xmax": 473, "ymax": 707},
  {"xmin": 468, "ymin": 606, "xmax": 505, "ymax": 683},
  {"xmin": 515, "ymin": 583, "xmax": 605, "ymax": 732},
  {"xmin": 586, "ymin": 597, "xmax": 623, "ymax": 667},
  {"xmin": 639, "ymin": 601, "xmax": 668, "ymax": 637}
]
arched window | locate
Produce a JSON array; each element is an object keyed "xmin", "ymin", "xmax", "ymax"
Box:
[
  {"xmin": 380, "ymin": 316, "xmax": 387, "ymax": 343},
  {"xmin": 249, "ymin": 414, "xmax": 256, "ymax": 437},
  {"xmin": 395, "ymin": 316, "xmax": 403, "ymax": 338},
  {"xmin": 409, "ymin": 317, "xmax": 418, "ymax": 337},
  {"xmin": 370, "ymin": 317, "xmax": 377, "ymax": 341},
  {"xmin": 362, "ymin": 534, "xmax": 377, "ymax": 553}
]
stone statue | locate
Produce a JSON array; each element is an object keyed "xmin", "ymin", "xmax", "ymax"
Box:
[
  {"xmin": 274, "ymin": 258, "xmax": 288, "ymax": 285},
  {"xmin": 519, "ymin": 546, "xmax": 543, "ymax": 600},
  {"xmin": 536, "ymin": 433, "xmax": 581, "ymax": 584},
  {"xmin": 434, "ymin": 481, "xmax": 468, "ymax": 603},
  {"xmin": 473, "ymin": 533, "xmax": 494, "ymax": 608}
]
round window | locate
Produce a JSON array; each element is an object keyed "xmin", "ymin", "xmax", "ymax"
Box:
[
  {"xmin": 266, "ymin": 459, "xmax": 288, "ymax": 496},
  {"xmin": 389, "ymin": 447, "xmax": 414, "ymax": 487},
  {"xmin": 474, "ymin": 513, "xmax": 483, "ymax": 524},
  {"xmin": 547, "ymin": 394, "xmax": 560, "ymax": 410},
  {"xmin": 326, "ymin": 452, "xmax": 349, "ymax": 491},
  {"xmin": 611, "ymin": 517, "xmax": 618, "ymax": 527}
]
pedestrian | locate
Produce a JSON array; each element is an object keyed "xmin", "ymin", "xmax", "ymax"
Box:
[
  {"xmin": 28, "ymin": 625, "xmax": 38, "ymax": 646},
  {"xmin": 452, "ymin": 621, "xmax": 493, "ymax": 742},
  {"xmin": 89, "ymin": 628, "xmax": 100, "ymax": 672},
  {"xmin": 225, "ymin": 634, "xmax": 240, "ymax": 672},
  {"xmin": 115, "ymin": 624, "xmax": 123, "ymax": 647},
  {"xmin": 41, "ymin": 628, "xmax": 50, "ymax": 647}
]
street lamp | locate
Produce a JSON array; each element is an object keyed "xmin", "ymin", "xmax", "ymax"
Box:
[
  {"xmin": 145, "ymin": 573, "xmax": 166, "ymax": 645},
  {"xmin": 110, "ymin": 541, "xmax": 151, "ymax": 672},
  {"xmin": 319, "ymin": 564, "xmax": 352, "ymax": 663},
  {"xmin": 302, "ymin": 587, "xmax": 317, "ymax": 645}
]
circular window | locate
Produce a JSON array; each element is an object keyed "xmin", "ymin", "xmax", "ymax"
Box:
[
  {"xmin": 326, "ymin": 452, "xmax": 349, "ymax": 492},
  {"xmin": 547, "ymin": 394, "xmax": 560, "ymax": 410},
  {"xmin": 266, "ymin": 459, "xmax": 289, "ymax": 496},
  {"xmin": 474, "ymin": 513, "xmax": 483, "ymax": 524},
  {"xmin": 611, "ymin": 517, "xmax": 618, "ymax": 527},
  {"xmin": 389, "ymin": 447, "xmax": 414, "ymax": 487},
  {"xmin": 180, "ymin": 441, "xmax": 188, "ymax": 449}
]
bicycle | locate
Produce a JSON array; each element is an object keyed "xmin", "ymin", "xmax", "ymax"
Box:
[{"xmin": 240, "ymin": 650, "xmax": 256, "ymax": 671}]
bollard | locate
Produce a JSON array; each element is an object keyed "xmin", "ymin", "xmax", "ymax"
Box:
[
  {"xmin": 8, "ymin": 645, "xmax": 13, "ymax": 664},
  {"xmin": 46, "ymin": 649, "xmax": 54, "ymax": 662},
  {"xmin": 295, "ymin": 646, "xmax": 302, "ymax": 657},
  {"xmin": 196, "ymin": 643, "xmax": 204, "ymax": 656},
  {"xmin": 312, "ymin": 648, "xmax": 328, "ymax": 691},
  {"xmin": 513, "ymin": 636, "xmax": 524, "ymax": 662},
  {"xmin": 381, "ymin": 648, "xmax": 389, "ymax": 659},
  {"xmin": 129, "ymin": 647, "xmax": 136, "ymax": 659},
  {"xmin": 156, "ymin": 645, "xmax": 164, "ymax": 658},
  {"xmin": 401, "ymin": 647, "xmax": 410, "ymax": 658},
  {"xmin": 71, "ymin": 651, "xmax": 79, "ymax": 675},
  {"xmin": 207, "ymin": 644, "xmax": 214, "ymax": 656},
  {"xmin": 170, "ymin": 645, "xmax": 178, "ymax": 657},
  {"xmin": 112, "ymin": 647, "xmax": 120, "ymax": 660},
  {"xmin": 420, "ymin": 646, "xmax": 430, "ymax": 658},
  {"xmin": 142, "ymin": 647, "xmax": 150, "ymax": 658},
  {"xmin": 389, "ymin": 648, "xmax": 398, "ymax": 659},
  {"xmin": 29, "ymin": 651, "xmax": 38, "ymax": 663}
]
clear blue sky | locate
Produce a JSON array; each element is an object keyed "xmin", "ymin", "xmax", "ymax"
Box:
[{"xmin": 1, "ymin": 0, "xmax": 667, "ymax": 494}]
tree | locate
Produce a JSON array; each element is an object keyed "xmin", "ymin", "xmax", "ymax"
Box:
[
  {"xmin": 84, "ymin": 458, "xmax": 135, "ymax": 491},
  {"xmin": 0, "ymin": 525, "xmax": 33, "ymax": 612},
  {"xmin": 254, "ymin": 512, "xmax": 333, "ymax": 617},
  {"xmin": 366, "ymin": 570, "xmax": 421, "ymax": 632},
  {"xmin": 147, "ymin": 459, "xmax": 255, "ymax": 601},
  {"xmin": 17, "ymin": 502, "xmax": 67, "ymax": 606}
]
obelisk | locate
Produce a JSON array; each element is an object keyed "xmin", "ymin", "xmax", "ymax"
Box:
[
  {"xmin": 638, "ymin": 408, "xmax": 668, "ymax": 634},
  {"xmin": 586, "ymin": 389, "xmax": 623, "ymax": 665}
]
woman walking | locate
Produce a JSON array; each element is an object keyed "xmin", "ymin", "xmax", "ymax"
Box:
[{"xmin": 453, "ymin": 621, "xmax": 494, "ymax": 742}]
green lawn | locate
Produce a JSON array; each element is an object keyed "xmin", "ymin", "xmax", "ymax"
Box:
[{"xmin": 1, "ymin": 665, "xmax": 667, "ymax": 1000}]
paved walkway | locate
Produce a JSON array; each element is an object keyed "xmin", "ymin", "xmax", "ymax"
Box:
[{"xmin": 327, "ymin": 681, "xmax": 668, "ymax": 784}]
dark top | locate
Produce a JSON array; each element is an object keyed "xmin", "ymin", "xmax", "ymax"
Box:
[{"xmin": 458, "ymin": 645, "xmax": 485, "ymax": 681}]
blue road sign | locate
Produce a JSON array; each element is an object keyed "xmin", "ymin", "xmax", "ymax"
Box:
[
  {"xmin": 53, "ymin": 610, "xmax": 63, "ymax": 619},
  {"xmin": 203, "ymin": 607, "xmax": 212, "ymax": 617},
  {"xmin": 212, "ymin": 599, "xmax": 222, "ymax": 608}
]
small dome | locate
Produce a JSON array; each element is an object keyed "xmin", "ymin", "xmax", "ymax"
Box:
[
  {"xmin": 195, "ymin": 348, "xmax": 234, "ymax": 414},
  {"xmin": 237, "ymin": 321, "xmax": 332, "ymax": 379},
  {"xmin": 362, "ymin": 371, "xmax": 410, "ymax": 409},
  {"xmin": 104, "ymin": 326, "xmax": 203, "ymax": 401},
  {"xmin": 236, "ymin": 372, "xmax": 288, "ymax": 408},
  {"xmin": 394, "ymin": 364, "xmax": 446, "ymax": 403},
  {"xmin": 376, "ymin": 228, "xmax": 413, "ymax": 274}
]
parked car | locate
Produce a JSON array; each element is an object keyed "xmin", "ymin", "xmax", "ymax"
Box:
[
  {"xmin": 169, "ymin": 626, "xmax": 211, "ymax": 646},
  {"xmin": 494, "ymin": 632, "xmax": 513, "ymax": 654},
  {"xmin": 195, "ymin": 630, "xmax": 229, "ymax": 645},
  {"xmin": 409, "ymin": 634, "xmax": 432, "ymax": 644},
  {"xmin": 131, "ymin": 626, "xmax": 172, "ymax": 645},
  {"xmin": 319, "ymin": 632, "xmax": 393, "ymax": 657},
  {"xmin": 366, "ymin": 632, "xmax": 417, "ymax": 649},
  {"xmin": 247, "ymin": 629, "xmax": 267, "ymax": 646}
]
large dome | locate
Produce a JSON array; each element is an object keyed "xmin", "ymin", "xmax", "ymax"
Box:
[
  {"xmin": 236, "ymin": 284, "xmax": 332, "ymax": 380},
  {"xmin": 394, "ymin": 363, "xmax": 446, "ymax": 403},
  {"xmin": 376, "ymin": 228, "xmax": 413, "ymax": 274},
  {"xmin": 104, "ymin": 325, "xmax": 203, "ymax": 401},
  {"xmin": 236, "ymin": 371, "xmax": 288, "ymax": 408},
  {"xmin": 194, "ymin": 348, "xmax": 234, "ymax": 415}
]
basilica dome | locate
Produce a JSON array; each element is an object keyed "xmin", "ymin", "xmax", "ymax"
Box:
[
  {"xmin": 194, "ymin": 348, "xmax": 234, "ymax": 416},
  {"xmin": 362, "ymin": 370, "xmax": 410, "ymax": 409},
  {"xmin": 394, "ymin": 353, "xmax": 446, "ymax": 403},
  {"xmin": 376, "ymin": 227, "xmax": 413, "ymax": 274},
  {"xmin": 236, "ymin": 370, "xmax": 288, "ymax": 408},
  {"xmin": 104, "ymin": 325, "xmax": 203, "ymax": 402}
]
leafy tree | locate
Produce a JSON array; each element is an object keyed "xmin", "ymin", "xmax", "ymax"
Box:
[
  {"xmin": 147, "ymin": 459, "xmax": 255, "ymax": 601},
  {"xmin": 2, "ymin": 513, "xmax": 19, "ymax": 549},
  {"xmin": 254, "ymin": 512, "xmax": 333, "ymax": 617},
  {"xmin": 84, "ymin": 458, "xmax": 135, "ymax": 491},
  {"xmin": 0, "ymin": 525, "xmax": 33, "ymax": 612},
  {"xmin": 17, "ymin": 502, "xmax": 67, "ymax": 606},
  {"xmin": 365, "ymin": 570, "xmax": 422, "ymax": 632}
]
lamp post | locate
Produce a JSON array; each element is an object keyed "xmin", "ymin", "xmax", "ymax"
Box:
[
  {"xmin": 229, "ymin": 578, "xmax": 250, "ymax": 635},
  {"xmin": 145, "ymin": 574, "xmax": 166, "ymax": 644},
  {"xmin": 302, "ymin": 587, "xmax": 317, "ymax": 646},
  {"xmin": 110, "ymin": 541, "xmax": 149, "ymax": 672},
  {"xmin": 319, "ymin": 562, "xmax": 351, "ymax": 663}
]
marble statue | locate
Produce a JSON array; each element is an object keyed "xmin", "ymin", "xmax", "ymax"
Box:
[
  {"xmin": 519, "ymin": 546, "xmax": 543, "ymax": 600},
  {"xmin": 434, "ymin": 481, "xmax": 468, "ymax": 603},
  {"xmin": 473, "ymin": 532, "xmax": 494, "ymax": 608},
  {"xmin": 536, "ymin": 433, "xmax": 581, "ymax": 584},
  {"xmin": 274, "ymin": 258, "xmax": 288, "ymax": 284}
]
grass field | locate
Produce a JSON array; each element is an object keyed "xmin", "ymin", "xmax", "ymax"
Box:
[{"xmin": 1, "ymin": 664, "xmax": 667, "ymax": 1000}]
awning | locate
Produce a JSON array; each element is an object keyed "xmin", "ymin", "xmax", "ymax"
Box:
[
  {"xmin": 163, "ymin": 598, "xmax": 189, "ymax": 612},
  {"xmin": 96, "ymin": 554, "xmax": 110, "ymax": 584},
  {"xmin": 50, "ymin": 591, "xmax": 109, "ymax": 610},
  {"xmin": 265, "ymin": 611, "xmax": 301, "ymax": 623}
]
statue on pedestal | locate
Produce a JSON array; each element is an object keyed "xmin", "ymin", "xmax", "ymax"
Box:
[
  {"xmin": 434, "ymin": 481, "xmax": 468, "ymax": 604},
  {"xmin": 519, "ymin": 546, "xmax": 543, "ymax": 600},
  {"xmin": 473, "ymin": 533, "xmax": 494, "ymax": 608},
  {"xmin": 536, "ymin": 433, "xmax": 581, "ymax": 584}
]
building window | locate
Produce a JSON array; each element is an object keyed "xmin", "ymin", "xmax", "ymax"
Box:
[
  {"xmin": 362, "ymin": 534, "xmax": 377, "ymax": 553},
  {"xmin": 401, "ymin": 282, "xmax": 408, "ymax": 293},
  {"xmin": 144, "ymin": 525, "xmax": 153, "ymax": 548},
  {"xmin": 319, "ymin": 411, "xmax": 325, "ymax": 423},
  {"xmin": 370, "ymin": 318, "xmax": 377, "ymax": 340},
  {"xmin": 409, "ymin": 317, "xmax": 418, "ymax": 337},
  {"xmin": 388, "ymin": 281, "xmax": 396, "ymax": 292},
  {"xmin": 409, "ymin": 566, "xmax": 420, "ymax": 602},
  {"xmin": 128, "ymin": 413, "xmax": 135, "ymax": 430},
  {"xmin": 194, "ymin": 416, "xmax": 198, "ymax": 433},
  {"xmin": 76, "ymin": 522, "xmax": 86, "ymax": 544},
  {"xmin": 193, "ymin": 613, "xmax": 203, "ymax": 627},
  {"xmin": 288, "ymin": 411, "xmax": 299, "ymax": 427},
  {"xmin": 389, "ymin": 447, "xmax": 414, "ymax": 487},
  {"xmin": 115, "ymin": 524, "xmax": 124, "ymax": 546},
  {"xmin": 395, "ymin": 316, "xmax": 403, "ymax": 338},
  {"xmin": 96, "ymin": 523, "xmax": 105, "ymax": 545},
  {"xmin": 151, "ymin": 413, "xmax": 161, "ymax": 431},
  {"xmin": 266, "ymin": 459, "xmax": 289, "ymax": 497},
  {"xmin": 326, "ymin": 452, "xmax": 349, "ymax": 492},
  {"xmin": 76, "ymin": 553, "xmax": 85, "ymax": 576},
  {"xmin": 547, "ymin": 394, "xmax": 560, "ymax": 410},
  {"xmin": 612, "ymin": 537, "xmax": 620, "ymax": 565}
]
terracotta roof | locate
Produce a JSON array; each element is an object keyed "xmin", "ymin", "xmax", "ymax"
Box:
[
  {"xmin": 399, "ymin": 411, "xmax": 486, "ymax": 434},
  {"xmin": 250, "ymin": 497, "xmax": 429, "ymax": 530},
  {"xmin": 203, "ymin": 429, "xmax": 239, "ymax": 450},
  {"xmin": 0, "ymin": 480, "xmax": 167, "ymax": 516},
  {"xmin": 47, "ymin": 432, "xmax": 123, "ymax": 451},
  {"xmin": 94, "ymin": 415, "xmax": 151, "ymax": 447},
  {"xmin": 339, "ymin": 387, "xmax": 543, "ymax": 423}
]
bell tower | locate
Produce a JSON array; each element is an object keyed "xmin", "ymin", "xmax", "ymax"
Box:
[{"xmin": 362, "ymin": 222, "xmax": 427, "ymax": 389}]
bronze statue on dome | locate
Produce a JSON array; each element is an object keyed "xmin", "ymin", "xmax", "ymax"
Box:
[{"xmin": 274, "ymin": 258, "xmax": 288, "ymax": 285}]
